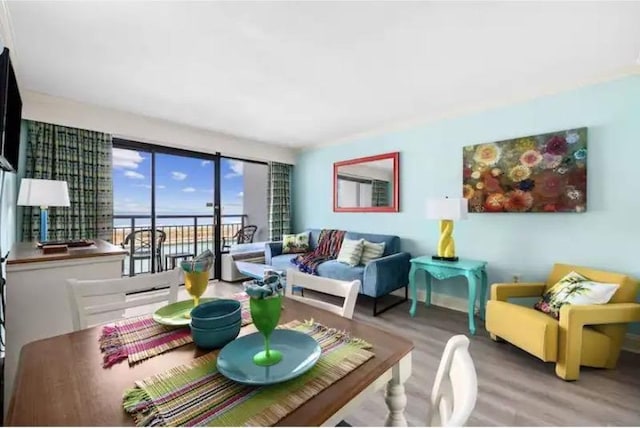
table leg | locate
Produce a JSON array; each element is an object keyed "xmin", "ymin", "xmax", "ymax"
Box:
[
  {"xmin": 424, "ymin": 271, "xmax": 432, "ymax": 307},
  {"xmin": 465, "ymin": 272, "xmax": 478, "ymax": 335},
  {"xmin": 384, "ymin": 352, "xmax": 411, "ymax": 427},
  {"xmin": 409, "ymin": 265, "xmax": 417, "ymax": 317},
  {"xmin": 479, "ymin": 268, "xmax": 488, "ymax": 320}
]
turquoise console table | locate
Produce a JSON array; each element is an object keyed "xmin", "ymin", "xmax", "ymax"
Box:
[{"xmin": 409, "ymin": 256, "xmax": 488, "ymax": 334}]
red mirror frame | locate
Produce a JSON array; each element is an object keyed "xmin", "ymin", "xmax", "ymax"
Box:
[{"xmin": 333, "ymin": 152, "xmax": 400, "ymax": 213}]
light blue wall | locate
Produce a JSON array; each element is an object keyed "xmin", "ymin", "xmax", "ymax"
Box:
[{"xmin": 294, "ymin": 75, "xmax": 640, "ymax": 333}]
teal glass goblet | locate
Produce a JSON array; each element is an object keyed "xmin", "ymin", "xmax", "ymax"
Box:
[{"xmin": 249, "ymin": 295, "xmax": 283, "ymax": 366}]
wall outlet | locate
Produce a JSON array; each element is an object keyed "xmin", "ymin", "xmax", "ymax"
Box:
[{"xmin": 512, "ymin": 274, "xmax": 521, "ymax": 283}]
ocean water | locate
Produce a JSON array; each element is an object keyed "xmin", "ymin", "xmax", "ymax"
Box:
[{"xmin": 113, "ymin": 214, "xmax": 244, "ymax": 228}]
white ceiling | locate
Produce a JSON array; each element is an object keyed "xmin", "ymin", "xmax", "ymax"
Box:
[{"xmin": 6, "ymin": 1, "xmax": 640, "ymax": 148}]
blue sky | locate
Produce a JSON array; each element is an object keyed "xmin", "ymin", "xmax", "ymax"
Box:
[{"xmin": 112, "ymin": 148, "xmax": 244, "ymax": 216}]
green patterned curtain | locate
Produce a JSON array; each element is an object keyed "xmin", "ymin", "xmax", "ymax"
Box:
[
  {"xmin": 22, "ymin": 120, "xmax": 113, "ymax": 242},
  {"xmin": 267, "ymin": 162, "xmax": 292, "ymax": 241},
  {"xmin": 371, "ymin": 179, "xmax": 389, "ymax": 207}
]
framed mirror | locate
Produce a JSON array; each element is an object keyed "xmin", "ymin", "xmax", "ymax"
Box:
[{"xmin": 333, "ymin": 152, "xmax": 399, "ymax": 212}]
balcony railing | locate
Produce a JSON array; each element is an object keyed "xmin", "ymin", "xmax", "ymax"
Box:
[{"xmin": 113, "ymin": 214, "xmax": 247, "ymax": 276}]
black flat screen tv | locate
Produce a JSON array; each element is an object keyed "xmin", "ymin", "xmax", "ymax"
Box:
[{"xmin": 0, "ymin": 47, "xmax": 22, "ymax": 172}]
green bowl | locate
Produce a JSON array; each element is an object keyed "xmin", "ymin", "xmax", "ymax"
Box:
[
  {"xmin": 190, "ymin": 299, "xmax": 241, "ymax": 330},
  {"xmin": 190, "ymin": 321, "xmax": 241, "ymax": 350}
]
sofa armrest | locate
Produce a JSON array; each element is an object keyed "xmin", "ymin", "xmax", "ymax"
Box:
[
  {"xmin": 265, "ymin": 242, "xmax": 283, "ymax": 265},
  {"xmin": 362, "ymin": 252, "xmax": 411, "ymax": 298},
  {"xmin": 490, "ymin": 282, "xmax": 546, "ymax": 301},
  {"xmin": 559, "ymin": 303, "xmax": 640, "ymax": 327},
  {"xmin": 555, "ymin": 302, "xmax": 640, "ymax": 380}
]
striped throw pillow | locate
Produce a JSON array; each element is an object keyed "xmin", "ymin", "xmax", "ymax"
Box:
[
  {"xmin": 360, "ymin": 240, "xmax": 386, "ymax": 264},
  {"xmin": 337, "ymin": 238, "xmax": 365, "ymax": 267}
]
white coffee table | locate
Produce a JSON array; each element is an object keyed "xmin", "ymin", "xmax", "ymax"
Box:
[{"xmin": 235, "ymin": 261, "xmax": 303, "ymax": 294}]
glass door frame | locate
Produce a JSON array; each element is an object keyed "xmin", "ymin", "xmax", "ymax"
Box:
[{"xmin": 113, "ymin": 138, "xmax": 222, "ymax": 279}]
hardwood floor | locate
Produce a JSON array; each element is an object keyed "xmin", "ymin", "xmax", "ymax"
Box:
[{"xmin": 213, "ymin": 281, "xmax": 640, "ymax": 426}]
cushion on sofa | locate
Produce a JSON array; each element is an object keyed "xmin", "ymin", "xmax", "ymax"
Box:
[
  {"xmin": 534, "ymin": 271, "xmax": 619, "ymax": 319},
  {"xmin": 316, "ymin": 260, "xmax": 365, "ymax": 283},
  {"xmin": 337, "ymin": 238, "xmax": 365, "ymax": 267},
  {"xmin": 360, "ymin": 240, "xmax": 385, "ymax": 264},
  {"xmin": 282, "ymin": 232, "xmax": 310, "ymax": 254},
  {"xmin": 270, "ymin": 254, "xmax": 296, "ymax": 272},
  {"xmin": 344, "ymin": 232, "xmax": 399, "ymax": 256}
]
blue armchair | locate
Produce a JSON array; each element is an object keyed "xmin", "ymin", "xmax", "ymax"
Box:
[{"xmin": 266, "ymin": 229, "xmax": 411, "ymax": 315}]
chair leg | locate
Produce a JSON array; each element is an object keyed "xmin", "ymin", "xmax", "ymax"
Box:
[{"xmin": 373, "ymin": 286, "xmax": 409, "ymax": 316}]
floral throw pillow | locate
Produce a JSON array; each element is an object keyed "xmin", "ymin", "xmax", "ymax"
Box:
[
  {"xmin": 282, "ymin": 232, "xmax": 310, "ymax": 254},
  {"xmin": 534, "ymin": 271, "xmax": 619, "ymax": 319}
]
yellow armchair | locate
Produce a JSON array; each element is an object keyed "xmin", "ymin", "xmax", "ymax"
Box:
[{"xmin": 486, "ymin": 263, "xmax": 640, "ymax": 381}]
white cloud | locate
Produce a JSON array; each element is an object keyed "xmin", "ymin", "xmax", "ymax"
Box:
[
  {"xmin": 201, "ymin": 160, "xmax": 211, "ymax": 167},
  {"xmin": 182, "ymin": 187, "xmax": 196, "ymax": 193},
  {"xmin": 113, "ymin": 148, "xmax": 145, "ymax": 169},
  {"xmin": 171, "ymin": 171, "xmax": 187, "ymax": 181},
  {"xmin": 134, "ymin": 184, "xmax": 165, "ymax": 189},
  {"xmin": 224, "ymin": 160, "xmax": 244, "ymax": 178},
  {"xmin": 238, "ymin": 191, "xmax": 244, "ymax": 197},
  {"xmin": 124, "ymin": 170, "xmax": 145, "ymax": 179}
]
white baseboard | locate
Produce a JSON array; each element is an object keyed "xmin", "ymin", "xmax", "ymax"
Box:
[
  {"xmin": 392, "ymin": 288, "xmax": 477, "ymax": 314},
  {"xmin": 397, "ymin": 288, "xmax": 640, "ymax": 354}
]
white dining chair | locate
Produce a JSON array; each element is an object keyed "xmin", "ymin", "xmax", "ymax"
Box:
[
  {"xmin": 285, "ymin": 269, "xmax": 360, "ymax": 319},
  {"xmin": 428, "ymin": 335, "xmax": 478, "ymax": 427},
  {"xmin": 67, "ymin": 269, "xmax": 181, "ymax": 330}
]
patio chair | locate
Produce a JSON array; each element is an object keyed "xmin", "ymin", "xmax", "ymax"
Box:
[
  {"xmin": 221, "ymin": 224, "xmax": 258, "ymax": 251},
  {"xmin": 121, "ymin": 229, "xmax": 166, "ymax": 276}
]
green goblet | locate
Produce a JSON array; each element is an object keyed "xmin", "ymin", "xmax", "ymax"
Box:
[{"xmin": 249, "ymin": 295, "xmax": 283, "ymax": 366}]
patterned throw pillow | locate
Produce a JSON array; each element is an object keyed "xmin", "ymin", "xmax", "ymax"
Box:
[
  {"xmin": 360, "ymin": 240, "xmax": 386, "ymax": 265},
  {"xmin": 282, "ymin": 232, "xmax": 310, "ymax": 254},
  {"xmin": 534, "ymin": 271, "xmax": 619, "ymax": 319},
  {"xmin": 337, "ymin": 238, "xmax": 365, "ymax": 267}
]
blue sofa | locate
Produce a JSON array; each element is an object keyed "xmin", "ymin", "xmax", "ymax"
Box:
[{"xmin": 265, "ymin": 229, "xmax": 411, "ymax": 315}]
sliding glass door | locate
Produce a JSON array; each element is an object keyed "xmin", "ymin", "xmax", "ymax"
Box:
[
  {"xmin": 112, "ymin": 146, "xmax": 155, "ymax": 276},
  {"xmin": 112, "ymin": 140, "xmax": 221, "ymax": 279},
  {"xmin": 154, "ymin": 152, "xmax": 219, "ymax": 275},
  {"xmin": 219, "ymin": 158, "xmax": 269, "ymax": 247}
]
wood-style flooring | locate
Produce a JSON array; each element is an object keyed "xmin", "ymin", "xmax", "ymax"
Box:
[{"xmin": 213, "ymin": 281, "xmax": 640, "ymax": 427}]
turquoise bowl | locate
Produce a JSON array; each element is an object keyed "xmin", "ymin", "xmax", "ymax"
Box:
[
  {"xmin": 190, "ymin": 320, "xmax": 242, "ymax": 350},
  {"xmin": 190, "ymin": 299, "xmax": 241, "ymax": 330}
]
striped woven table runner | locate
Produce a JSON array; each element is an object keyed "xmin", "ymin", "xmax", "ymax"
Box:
[
  {"xmin": 123, "ymin": 320, "xmax": 374, "ymax": 427},
  {"xmin": 100, "ymin": 292, "xmax": 251, "ymax": 368}
]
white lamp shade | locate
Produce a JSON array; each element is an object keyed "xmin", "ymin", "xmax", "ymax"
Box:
[
  {"xmin": 426, "ymin": 198, "xmax": 468, "ymax": 220},
  {"xmin": 17, "ymin": 179, "xmax": 71, "ymax": 207}
]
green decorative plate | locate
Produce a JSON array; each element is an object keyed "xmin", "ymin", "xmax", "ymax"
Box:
[{"xmin": 153, "ymin": 298, "xmax": 215, "ymax": 326}]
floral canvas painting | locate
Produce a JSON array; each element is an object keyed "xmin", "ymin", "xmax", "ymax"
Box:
[{"xmin": 462, "ymin": 128, "xmax": 587, "ymax": 213}]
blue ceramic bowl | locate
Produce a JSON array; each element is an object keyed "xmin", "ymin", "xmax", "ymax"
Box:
[
  {"xmin": 190, "ymin": 299, "xmax": 241, "ymax": 330},
  {"xmin": 190, "ymin": 321, "xmax": 242, "ymax": 350}
]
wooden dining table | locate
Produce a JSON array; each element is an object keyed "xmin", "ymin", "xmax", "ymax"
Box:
[{"xmin": 7, "ymin": 297, "xmax": 413, "ymax": 426}]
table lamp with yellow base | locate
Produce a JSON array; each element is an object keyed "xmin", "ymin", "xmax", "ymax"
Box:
[{"xmin": 426, "ymin": 197, "xmax": 468, "ymax": 262}]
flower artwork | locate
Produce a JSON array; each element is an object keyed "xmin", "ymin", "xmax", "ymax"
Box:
[{"xmin": 462, "ymin": 128, "xmax": 587, "ymax": 213}]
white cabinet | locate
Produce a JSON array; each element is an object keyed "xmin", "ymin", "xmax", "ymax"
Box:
[{"xmin": 4, "ymin": 241, "xmax": 125, "ymax": 413}]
